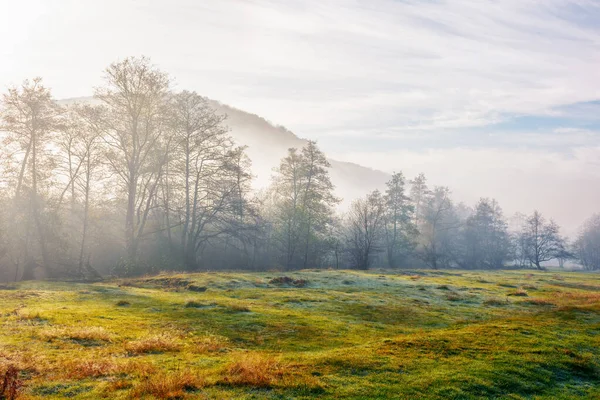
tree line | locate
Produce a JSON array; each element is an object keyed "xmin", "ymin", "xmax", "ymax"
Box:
[{"xmin": 0, "ymin": 56, "xmax": 598, "ymax": 281}]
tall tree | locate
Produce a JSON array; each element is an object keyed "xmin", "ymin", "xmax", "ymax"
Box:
[
  {"xmin": 409, "ymin": 173, "xmax": 430, "ymax": 231},
  {"xmin": 168, "ymin": 90, "xmax": 237, "ymax": 269},
  {"xmin": 345, "ymin": 190, "xmax": 386, "ymax": 270},
  {"xmin": 0, "ymin": 78, "xmax": 63, "ymax": 277},
  {"xmin": 95, "ymin": 56, "xmax": 171, "ymax": 268},
  {"xmin": 574, "ymin": 214, "xmax": 600, "ymax": 271},
  {"xmin": 57, "ymin": 104, "xmax": 104, "ymax": 277},
  {"xmin": 383, "ymin": 172, "xmax": 417, "ymax": 267},
  {"xmin": 419, "ymin": 186, "xmax": 460, "ymax": 269},
  {"xmin": 270, "ymin": 141, "xmax": 338, "ymax": 269},
  {"xmin": 460, "ymin": 198, "xmax": 511, "ymax": 269}
]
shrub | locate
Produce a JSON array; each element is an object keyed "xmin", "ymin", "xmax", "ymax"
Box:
[{"xmin": 116, "ymin": 300, "xmax": 130, "ymax": 307}]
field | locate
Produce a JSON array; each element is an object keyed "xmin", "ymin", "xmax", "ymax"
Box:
[{"xmin": 1, "ymin": 269, "xmax": 600, "ymax": 399}]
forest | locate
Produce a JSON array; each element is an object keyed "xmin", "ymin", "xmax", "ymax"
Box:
[{"xmin": 1, "ymin": 56, "xmax": 599, "ymax": 283}]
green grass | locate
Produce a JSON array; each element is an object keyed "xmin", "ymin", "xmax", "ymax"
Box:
[{"xmin": 1, "ymin": 269, "xmax": 599, "ymax": 399}]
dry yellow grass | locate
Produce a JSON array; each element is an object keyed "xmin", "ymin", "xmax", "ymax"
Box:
[
  {"xmin": 222, "ymin": 353, "xmax": 284, "ymax": 388},
  {"xmin": 63, "ymin": 359, "xmax": 119, "ymax": 379},
  {"xmin": 38, "ymin": 326, "xmax": 113, "ymax": 342},
  {"xmin": 125, "ymin": 334, "xmax": 180, "ymax": 355},
  {"xmin": 192, "ymin": 336, "xmax": 230, "ymax": 354},
  {"xmin": 130, "ymin": 371, "xmax": 203, "ymax": 399}
]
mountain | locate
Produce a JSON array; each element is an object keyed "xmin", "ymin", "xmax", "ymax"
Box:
[
  {"xmin": 208, "ymin": 101, "xmax": 390, "ymax": 205},
  {"xmin": 60, "ymin": 97, "xmax": 391, "ymax": 206}
]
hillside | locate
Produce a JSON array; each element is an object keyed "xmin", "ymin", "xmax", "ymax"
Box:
[
  {"xmin": 61, "ymin": 97, "xmax": 390, "ymax": 205},
  {"xmin": 1, "ymin": 269, "xmax": 599, "ymax": 399},
  {"xmin": 209, "ymin": 101, "xmax": 390, "ymax": 204}
]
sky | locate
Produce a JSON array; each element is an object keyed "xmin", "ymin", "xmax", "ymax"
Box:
[{"xmin": 1, "ymin": 0, "xmax": 600, "ymax": 235}]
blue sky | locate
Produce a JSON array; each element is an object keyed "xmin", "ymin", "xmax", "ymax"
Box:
[{"xmin": 1, "ymin": 0, "xmax": 600, "ymax": 233}]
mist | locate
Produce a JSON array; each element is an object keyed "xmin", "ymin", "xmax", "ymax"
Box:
[{"xmin": 3, "ymin": 2, "xmax": 600, "ymax": 399}]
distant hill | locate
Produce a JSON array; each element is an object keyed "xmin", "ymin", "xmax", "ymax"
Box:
[
  {"xmin": 209, "ymin": 101, "xmax": 390, "ymax": 205},
  {"xmin": 61, "ymin": 97, "xmax": 390, "ymax": 206}
]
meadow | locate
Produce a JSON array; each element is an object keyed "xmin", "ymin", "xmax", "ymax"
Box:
[{"xmin": 1, "ymin": 269, "xmax": 599, "ymax": 399}]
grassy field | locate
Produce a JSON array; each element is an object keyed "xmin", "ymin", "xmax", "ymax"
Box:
[{"xmin": 1, "ymin": 269, "xmax": 599, "ymax": 399}]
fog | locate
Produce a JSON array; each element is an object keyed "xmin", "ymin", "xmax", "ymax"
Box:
[{"xmin": 1, "ymin": 1, "xmax": 600, "ymax": 281}]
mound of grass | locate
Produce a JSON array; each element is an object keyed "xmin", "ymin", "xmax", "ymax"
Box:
[
  {"xmin": 39, "ymin": 326, "xmax": 113, "ymax": 344},
  {"xmin": 507, "ymin": 288, "xmax": 529, "ymax": 297},
  {"xmin": 125, "ymin": 334, "xmax": 180, "ymax": 355},
  {"xmin": 483, "ymin": 297, "xmax": 508, "ymax": 306},
  {"xmin": 187, "ymin": 285, "xmax": 207, "ymax": 292},
  {"xmin": 131, "ymin": 371, "xmax": 203, "ymax": 399},
  {"xmin": 269, "ymin": 277, "xmax": 309, "ymax": 287},
  {"xmin": 221, "ymin": 354, "xmax": 284, "ymax": 388}
]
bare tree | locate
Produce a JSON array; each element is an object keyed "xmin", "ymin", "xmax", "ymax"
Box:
[
  {"xmin": 57, "ymin": 104, "xmax": 105, "ymax": 277},
  {"xmin": 168, "ymin": 91, "xmax": 240, "ymax": 269},
  {"xmin": 521, "ymin": 210, "xmax": 564, "ymax": 270},
  {"xmin": 574, "ymin": 214, "xmax": 600, "ymax": 271},
  {"xmin": 345, "ymin": 190, "xmax": 386, "ymax": 270},
  {"xmin": 95, "ymin": 56, "xmax": 171, "ymax": 268},
  {"xmin": 0, "ymin": 78, "xmax": 63, "ymax": 277}
]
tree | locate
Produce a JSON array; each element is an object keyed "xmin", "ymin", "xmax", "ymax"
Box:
[
  {"xmin": 383, "ymin": 172, "xmax": 417, "ymax": 267},
  {"xmin": 298, "ymin": 141, "xmax": 339, "ymax": 268},
  {"xmin": 345, "ymin": 190, "xmax": 386, "ymax": 270},
  {"xmin": 168, "ymin": 90, "xmax": 242, "ymax": 269},
  {"xmin": 56, "ymin": 104, "xmax": 104, "ymax": 277},
  {"xmin": 418, "ymin": 186, "xmax": 460, "ymax": 269},
  {"xmin": 409, "ymin": 173, "xmax": 430, "ymax": 231},
  {"xmin": 270, "ymin": 141, "xmax": 338, "ymax": 269},
  {"xmin": 574, "ymin": 214, "xmax": 600, "ymax": 271},
  {"xmin": 521, "ymin": 211, "xmax": 564, "ymax": 270},
  {"xmin": 95, "ymin": 56, "xmax": 171, "ymax": 268},
  {"xmin": 460, "ymin": 198, "xmax": 511, "ymax": 269},
  {"xmin": 0, "ymin": 78, "xmax": 63, "ymax": 278}
]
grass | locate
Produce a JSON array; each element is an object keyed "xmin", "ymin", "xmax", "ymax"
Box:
[{"xmin": 0, "ymin": 269, "xmax": 599, "ymax": 399}]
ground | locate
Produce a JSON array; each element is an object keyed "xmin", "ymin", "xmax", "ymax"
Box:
[{"xmin": 1, "ymin": 269, "xmax": 599, "ymax": 399}]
